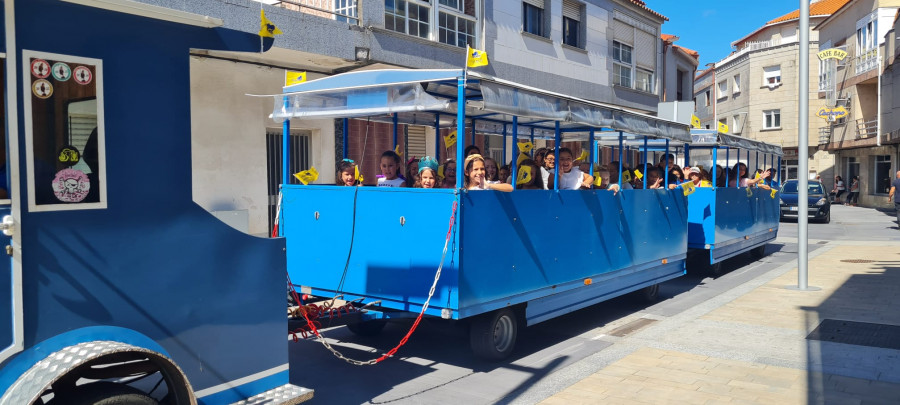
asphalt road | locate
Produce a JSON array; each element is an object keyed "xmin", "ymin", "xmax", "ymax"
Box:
[{"xmin": 288, "ymin": 204, "xmax": 899, "ymax": 404}]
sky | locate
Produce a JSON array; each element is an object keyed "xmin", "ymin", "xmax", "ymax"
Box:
[{"xmin": 651, "ymin": 1, "xmax": 805, "ymax": 67}]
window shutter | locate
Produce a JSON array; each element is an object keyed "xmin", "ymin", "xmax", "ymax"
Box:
[
  {"xmin": 406, "ymin": 126, "xmax": 427, "ymax": 158},
  {"xmin": 562, "ymin": 0, "xmax": 580, "ymax": 21},
  {"xmin": 613, "ymin": 19, "xmax": 633, "ymax": 44},
  {"xmin": 634, "ymin": 29, "xmax": 655, "ymax": 69},
  {"xmin": 523, "ymin": 0, "xmax": 543, "ymax": 8}
]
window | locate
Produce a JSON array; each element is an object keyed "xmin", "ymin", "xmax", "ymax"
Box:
[
  {"xmin": 438, "ymin": 0, "xmax": 461, "ymax": 11},
  {"xmin": 385, "ymin": 0, "xmax": 430, "ymax": 39},
  {"xmin": 782, "ymin": 159, "xmax": 798, "ymax": 181},
  {"xmin": 635, "ymin": 68, "xmax": 654, "ymax": 93},
  {"xmin": 717, "ymin": 80, "xmax": 727, "ymax": 99},
  {"xmin": 705, "ymin": 90, "xmax": 710, "ymax": 106},
  {"xmin": 266, "ymin": 129, "xmax": 311, "ymax": 234},
  {"xmin": 763, "ymin": 109, "xmax": 781, "ymax": 129},
  {"xmin": 732, "ymin": 115, "xmax": 741, "ymax": 134},
  {"xmin": 763, "ymin": 65, "xmax": 781, "ymax": 87},
  {"xmin": 613, "ymin": 41, "xmax": 633, "ymax": 87},
  {"xmin": 873, "ymin": 155, "xmax": 892, "ymax": 194},
  {"xmin": 845, "ymin": 157, "xmax": 859, "ymax": 186},
  {"xmin": 523, "ymin": 1, "xmax": 545, "ymax": 37},
  {"xmin": 439, "ymin": 11, "xmax": 475, "ymax": 47},
  {"xmin": 732, "ymin": 74, "xmax": 741, "ymax": 94},
  {"xmin": 334, "ymin": 0, "xmax": 357, "ymax": 23},
  {"xmin": 562, "ymin": 0, "xmax": 582, "ymax": 48}
]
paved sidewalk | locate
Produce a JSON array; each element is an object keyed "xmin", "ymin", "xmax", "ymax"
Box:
[{"xmin": 538, "ymin": 242, "xmax": 900, "ymax": 404}]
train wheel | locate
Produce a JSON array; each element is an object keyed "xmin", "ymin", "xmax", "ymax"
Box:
[
  {"xmin": 470, "ymin": 308, "xmax": 517, "ymax": 360},
  {"xmin": 68, "ymin": 382, "xmax": 159, "ymax": 405},
  {"xmin": 637, "ymin": 283, "xmax": 660, "ymax": 302},
  {"xmin": 346, "ymin": 320, "xmax": 387, "ymax": 337},
  {"xmin": 750, "ymin": 244, "xmax": 766, "ymax": 259},
  {"xmin": 708, "ymin": 261, "xmax": 723, "ymax": 276}
]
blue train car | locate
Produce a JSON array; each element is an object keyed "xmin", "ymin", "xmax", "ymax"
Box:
[
  {"xmin": 269, "ymin": 69, "xmax": 692, "ymax": 359},
  {"xmin": 1, "ymin": 1, "xmax": 310, "ymax": 403},
  {"xmin": 683, "ymin": 130, "xmax": 783, "ymax": 273}
]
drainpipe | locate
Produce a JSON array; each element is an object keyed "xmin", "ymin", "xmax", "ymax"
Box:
[
  {"xmin": 662, "ymin": 38, "xmax": 671, "ymax": 101},
  {"xmin": 877, "ymin": 46, "xmax": 882, "ymax": 147}
]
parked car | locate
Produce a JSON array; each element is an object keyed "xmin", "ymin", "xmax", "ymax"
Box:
[{"xmin": 779, "ymin": 180, "xmax": 831, "ymax": 223}]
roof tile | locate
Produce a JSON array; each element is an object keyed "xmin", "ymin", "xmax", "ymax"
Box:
[{"xmin": 767, "ymin": 0, "xmax": 850, "ymax": 24}]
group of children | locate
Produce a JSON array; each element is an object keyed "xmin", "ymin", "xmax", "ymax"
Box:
[{"xmin": 334, "ymin": 147, "xmax": 778, "ymax": 192}]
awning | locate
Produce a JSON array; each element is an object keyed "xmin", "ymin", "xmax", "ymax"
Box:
[{"xmin": 690, "ymin": 129, "xmax": 784, "ymax": 156}]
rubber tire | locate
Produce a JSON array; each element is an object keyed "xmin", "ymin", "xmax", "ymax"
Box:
[
  {"xmin": 637, "ymin": 283, "xmax": 660, "ymax": 302},
  {"xmin": 470, "ymin": 308, "xmax": 518, "ymax": 361},
  {"xmin": 822, "ymin": 211, "xmax": 831, "ymax": 224},
  {"xmin": 750, "ymin": 244, "xmax": 766, "ymax": 259},
  {"xmin": 66, "ymin": 382, "xmax": 158, "ymax": 405},
  {"xmin": 346, "ymin": 320, "xmax": 386, "ymax": 337},
  {"xmin": 708, "ymin": 261, "xmax": 723, "ymax": 276}
]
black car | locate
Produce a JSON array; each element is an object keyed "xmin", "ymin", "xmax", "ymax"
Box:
[{"xmin": 779, "ymin": 180, "xmax": 831, "ymax": 223}]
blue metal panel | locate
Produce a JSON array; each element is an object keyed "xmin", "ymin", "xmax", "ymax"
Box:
[
  {"xmin": 197, "ymin": 370, "xmax": 288, "ymax": 405},
  {"xmin": 282, "ymin": 186, "xmax": 460, "ymax": 317},
  {"xmin": 686, "ymin": 188, "xmax": 717, "ymax": 248},
  {"xmin": 687, "ymin": 187, "xmax": 780, "ymax": 263},
  {"xmin": 457, "ymin": 189, "xmax": 688, "ymax": 317},
  {"xmin": 9, "ymin": 0, "xmax": 286, "ymax": 395}
]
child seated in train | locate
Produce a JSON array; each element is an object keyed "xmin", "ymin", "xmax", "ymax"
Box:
[
  {"xmin": 464, "ymin": 154, "xmax": 513, "ymax": 191},
  {"xmin": 592, "ymin": 169, "xmax": 620, "ymax": 194},
  {"xmin": 336, "ymin": 159, "xmax": 358, "ymax": 186},
  {"xmin": 377, "ymin": 150, "xmax": 406, "ymax": 187},
  {"xmin": 484, "ymin": 157, "xmax": 501, "ymax": 184},
  {"xmin": 414, "ymin": 156, "xmax": 439, "ymax": 188},
  {"xmin": 644, "ymin": 167, "xmax": 664, "ymax": 189},
  {"xmin": 555, "ymin": 148, "xmax": 593, "ymax": 190},
  {"xmin": 499, "ymin": 164, "xmax": 511, "ymax": 184},
  {"xmin": 607, "ymin": 162, "xmax": 633, "ymax": 190},
  {"xmin": 440, "ymin": 159, "xmax": 457, "ymax": 188}
]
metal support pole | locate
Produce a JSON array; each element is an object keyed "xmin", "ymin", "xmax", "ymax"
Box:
[
  {"xmin": 618, "ymin": 132, "xmax": 624, "ymax": 186},
  {"xmin": 392, "ymin": 113, "xmax": 398, "ymax": 149},
  {"xmin": 456, "ymin": 77, "xmax": 465, "ymax": 189},
  {"xmin": 712, "ymin": 148, "xmax": 718, "ymax": 188},
  {"xmin": 502, "ymin": 123, "xmax": 507, "ymax": 163},
  {"xmin": 778, "ymin": 156, "xmax": 782, "ymax": 184},
  {"xmin": 342, "ymin": 118, "xmax": 349, "ymax": 159},
  {"xmin": 512, "ymin": 117, "xmax": 519, "ymax": 190},
  {"xmin": 665, "ymin": 139, "xmax": 670, "ymax": 185},
  {"xmin": 554, "ymin": 121, "xmax": 561, "ymax": 191},
  {"xmin": 684, "ymin": 144, "xmax": 691, "ymax": 172},
  {"xmin": 530, "ymin": 127, "xmax": 535, "ymax": 157},
  {"xmin": 642, "ymin": 136, "xmax": 648, "ymax": 189},
  {"xmin": 281, "ymin": 96, "xmax": 290, "ymax": 237},
  {"xmin": 589, "ymin": 129, "xmax": 596, "ymax": 181},
  {"xmin": 789, "ymin": 0, "xmax": 817, "ymax": 291},
  {"xmin": 435, "ymin": 114, "xmax": 441, "ymax": 161},
  {"xmin": 755, "ymin": 150, "xmax": 759, "ymax": 175},
  {"xmin": 726, "ymin": 148, "xmax": 730, "ymax": 187}
]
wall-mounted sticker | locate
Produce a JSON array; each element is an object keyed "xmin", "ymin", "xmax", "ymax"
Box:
[
  {"xmin": 31, "ymin": 59, "xmax": 50, "ymax": 78},
  {"xmin": 51, "ymin": 168, "xmax": 91, "ymax": 203},
  {"xmin": 32, "ymin": 79, "xmax": 53, "ymax": 99},
  {"xmin": 52, "ymin": 62, "xmax": 71, "ymax": 82},
  {"xmin": 57, "ymin": 145, "xmax": 81, "ymax": 166},
  {"xmin": 73, "ymin": 66, "xmax": 92, "ymax": 85}
]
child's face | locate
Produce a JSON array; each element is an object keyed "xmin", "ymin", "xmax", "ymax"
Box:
[
  {"xmin": 407, "ymin": 161, "xmax": 418, "ymax": 175},
  {"xmin": 467, "ymin": 160, "xmax": 485, "ymax": 185},
  {"xmin": 485, "ymin": 161, "xmax": 497, "ymax": 178},
  {"xmin": 420, "ymin": 170, "xmax": 436, "ymax": 188},
  {"xmin": 340, "ymin": 169, "xmax": 355, "ymax": 186},
  {"xmin": 499, "ymin": 167, "xmax": 510, "ymax": 181},
  {"xmin": 381, "ymin": 157, "xmax": 398, "ymax": 179},
  {"xmin": 559, "ymin": 152, "xmax": 574, "ymax": 173},
  {"xmin": 544, "ymin": 154, "xmax": 555, "ymax": 169},
  {"xmin": 445, "ymin": 162, "xmax": 456, "ymax": 178}
]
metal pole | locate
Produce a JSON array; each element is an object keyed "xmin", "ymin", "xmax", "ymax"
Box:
[
  {"xmin": 712, "ymin": 148, "xmax": 718, "ymax": 188},
  {"xmin": 282, "ymin": 96, "xmax": 290, "ymax": 187},
  {"xmin": 502, "ymin": 123, "xmax": 507, "ymax": 163},
  {"xmin": 392, "ymin": 113, "xmax": 398, "ymax": 149},
  {"xmin": 794, "ymin": 0, "xmax": 813, "ymax": 291},
  {"xmin": 554, "ymin": 121, "xmax": 561, "ymax": 191},
  {"xmin": 589, "ymin": 129, "xmax": 596, "ymax": 182},
  {"xmin": 530, "ymin": 127, "xmax": 535, "ymax": 157},
  {"xmin": 618, "ymin": 132, "xmax": 624, "ymax": 186},
  {"xmin": 456, "ymin": 77, "xmax": 465, "ymax": 189},
  {"xmin": 342, "ymin": 118, "xmax": 349, "ymax": 159},
  {"xmin": 512, "ymin": 117, "xmax": 519, "ymax": 190},
  {"xmin": 726, "ymin": 148, "xmax": 730, "ymax": 187},
  {"xmin": 684, "ymin": 144, "xmax": 691, "ymax": 172},
  {"xmin": 435, "ymin": 114, "xmax": 441, "ymax": 161},
  {"xmin": 642, "ymin": 136, "xmax": 648, "ymax": 189},
  {"xmin": 665, "ymin": 139, "xmax": 670, "ymax": 185}
]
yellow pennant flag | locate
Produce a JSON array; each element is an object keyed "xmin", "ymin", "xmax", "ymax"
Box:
[
  {"xmin": 466, "ymin": 45, "xmax": 489, "ymax": 68},
  {"xmin": 700, "ymin": 180, "xmax": 711, "ymax": 187},
  {"xmin": 443, "ymin": 131, "xmax": 457, "ymax": 149},
  {"xmin": 681, "ymin": 181, "xmax": 696, "ymax": 196},
  {"xmin": 516, "ymin": 165, "xmax": 533, "ymax": 185},
  {"xmin": 516, "ymin": 152, "xmax": 529, "ymax": 167},
  {"xmin": 634, "ymin": 169, "xmax": 643, "ymax": 180},
  {"xmin": 517, "ymin": 141, "xmax": 534, "ymax": 154},
  {"xmin": 770, "ymin": 189, "xmax": 777, "ymax": 199},
  {"xmin": 284, "ymin": 70, "xmax": 306, "ymax": 86},
  {"xmin": 293, "ymin": 167, "xmax": 319, "ymax": 185},
  {"xmin": 718, "ymin": 121, "xmax": 729, "ymax": 133},
  {"xmin": 593, "ymin": 173, "xmax": 603, "ymax": 187},
  {"xmin": 259, "ymin": 9, "xmax": 283, "ymax": 38},
  {"xmin": 576, "ymin": 149, "xmax": 589, "ymax": 162},
  {"xmin": 438, "ymin": 165, "xmax": 445, "ymax": 179},
  {"xmin": 746, "ymin": 186, "xmax": 754, "ymax": 197},
  {"xmin": 691, "ymin": 115, "xmax": 702, "ymax": 129},
  {"xmin": 394, "ymin": 144, "xmax": 403, "ymax": 157},
  {"xmin": 622, "ymin": 170, "xmax": 632, "ymax": 183},
  {"xmin": 354, "ymin": 165, "xmax": 364, "ymax": 183},
  {"xmin": 754, "ymin": 171, "xmax": 761, "ymax": 180}
]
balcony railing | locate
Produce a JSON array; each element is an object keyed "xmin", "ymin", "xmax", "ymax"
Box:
[
  {"xmin": 258, "ymin": 0, "xmax": 359, "ymax": 25},
  {"xmin": 818, "ymin": 127, "xmax": 831, "ymax": 145},
  {"xmin": 855, "ymin": 119, "xmax": 877, "ymax": 139},
  {"xmin": 853, "ymin": 48, "xmax": 878, "ymax": 75}
]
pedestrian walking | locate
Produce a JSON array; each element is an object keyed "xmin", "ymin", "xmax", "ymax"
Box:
[
  {"xmin": 847, "ymin": 176, "xmax": 860, "ymax": 206},
  {"xmin": 890, "ymin": 171, "xmax": 900, "ymax": 229}
]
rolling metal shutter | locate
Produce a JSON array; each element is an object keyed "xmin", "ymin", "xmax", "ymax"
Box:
[
  {"xmin": 406, "ymin": 126, "xmax": 427, "ymax": 158},
  {"xmin": 634, "ymin": 29, "xmax": 656, "ymax": 69},
  {"xmin": 613, "ymin": 19, "xmax": 632, "ymax": 44},
  {"xmin": 562, "ymin": 0, "xmax": 580, "ymax": 21},
  {"xmin": 523, "ymin": 0, "xmax": 543, "ymax": 8}
]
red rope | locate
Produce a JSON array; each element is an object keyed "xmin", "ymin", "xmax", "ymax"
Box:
[{"xmin": 287, "ymin": 200, "xmax": 458, "ymax": 364}]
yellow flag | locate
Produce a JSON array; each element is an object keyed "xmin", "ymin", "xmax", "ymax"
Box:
[
  {"xmin": 634, "ymin": 169, "xmax": 643, "ymax": 180},
  {"xmin": 691, "ymin": 115, "xmax": 702, "ymax": 129},
  {"xmin": 718, "ymin": 121, "xmax": 729, "ymax": 133},
  {"xmin": 259, "ymin": 9, "xmax": 283, "ymax": 38},
  {"xmin": 516, "ymin": 165, "xmax": 533, "ymax": 185},
  {"xmin": 517, "ymin": 141, "xmax": 534, "ymax": 153},
  {"xmin": 770, "ymin": 189, "xmax": 777, "ymax": 199},
  {"xmin": 754, "ymin": 171, "xmax": 761, "ymax": 180},
  {"xmin": 593, "ymin": 173, "xmax": 603, "ymax": 187},
  {"xmin": 466, "ymin": 45, "xmax": 489, "ymax": 68},
  {"xmin": 443, "ymin": 131, "xmax": 457, "ymax": 148},
  {"xmin": 516, "ymin": 152, "xmax": 529, "ymax": 167},
  {"xmin": 622, "ymin": 170, "xmax": 632, "ymax": 183},
  {"xmin": 681, "ymin": 181, "xmax": 696, "ymax": 196},
  {"xmin": 700, "ymin": 180, "xmax": 711, "ymax": 187},
  {"xmin": 394, "ymin": 144, "xmax": 403, "ymax": 157},
  {"xmin": 293, "ymin": 167, "xmax": 319, "ymax": 185},
  {"xmin": 576, "ymin": 149, "xmax": 589, "ymax": 162},
  {"xmin": 746, "ymin": 186, "xmax": 754, "ymax": 197},
  {"xmin": 354, "ymin": 165, "xmax": 363, "ymax": 183},
  {"xmin": 438, "ymin": 165, "xmax": 445, "ymax": 179},
  {"xmin": 285, "ymin": 70, "xmax": 306, "ymax": 86}
]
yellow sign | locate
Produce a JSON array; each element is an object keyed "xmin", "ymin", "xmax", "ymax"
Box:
[
  {"xmin": 622, "ymin": 170, "xmax": 632, "ymax": 183},
  {"xmin": 293, "ymin": 167, "xmax": 319, "ymax": 185},
  {"xmin": 681, "ymin": 181, "xmax": 696, "ymax": 196},
  {"xmin": 517, "ymin": 141, "xmax": 534, "ymax": 153},
  {"xmin": 259, "ymin": 9, "xmax": 283, "ymax": 38},
  {"xmin": 394, "ymin": 144, "xmax": 403, "ymax": 157},
  {"xmin": 516, "ymin": 152, "xmax": 529, "ymax": 167},
  {"xmin": 770, "ymin": 189, "xmax": 777, "ymax": 199},
  {"xmin": 285, "ymin": 70, "xmax": 307, "ymax": 87},
  {"xmin": 746, "ymin": 186, "xmax": 754, "ymax": 197},
  {"xmin": 466, "ymin": 45, "xmax": 489, "ymax": 68},
  {"xmin": 817, "ymin": 48, "xmax": 848, "ymax": 61},
  {"xmin": 717, "ymin": 121, "xmax": 729, "ymax": 134},
  {"xmin": 593, "ymin": 173, "xmax": 602, "ymax": 187},
  {"xmin": 516, "ymin": 165, "xmax": 533, "ymax": 185},
  {"xmin": 443, "ymin": 131, "xmax": 457, "ymax": 148},
  {"xmin": 691, "ymin": 115, "xmax": 702, "ymax": 129},
  {"xmin": 816, "ymin": 106, "xmax": 849, "ymax": 120},
  {"xmin": 634, "ymin": 169, "xmax": 643, "ymax": 180}
]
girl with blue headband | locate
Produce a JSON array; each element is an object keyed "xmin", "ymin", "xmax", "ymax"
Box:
[{"xmin": 415, "ymin": 156, "xmax": 439, "ymax": 188}]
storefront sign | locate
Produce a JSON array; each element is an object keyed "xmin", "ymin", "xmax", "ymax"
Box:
[
  {"xmin": 816, "ymin": 106, "xmax": 848, "ymax": 120},
  {"xmin": 817, "ymin": 48, "xmax": 848, "ymax": 61}
]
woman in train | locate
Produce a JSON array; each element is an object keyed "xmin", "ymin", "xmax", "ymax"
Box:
[{"xmin": 464, "ymin": 154, "xmax": 513, "ymax": 192}]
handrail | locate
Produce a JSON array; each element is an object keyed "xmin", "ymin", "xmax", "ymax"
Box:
[{"xmin": 264, "ymin": 0, "xmax": 359, "ymax": 25}]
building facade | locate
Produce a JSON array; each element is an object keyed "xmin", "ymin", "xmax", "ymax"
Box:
[
  {"xmin": 816, "ymin": 0, "xmax": 900, "ymax": 208},
  {"xmin": 693, "ymin": 0, "xmax": 844, "ymax": 183}
]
